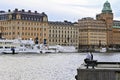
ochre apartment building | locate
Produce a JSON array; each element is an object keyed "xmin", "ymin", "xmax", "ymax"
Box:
[
  {"xmin": 78, "ymin": 17, "xmax": 107, "ymax": 49},
  {"xmin": 77, "ymin": 1, "xmax": 113, "ymax": 49},
  {"xmin": 0, "ymin": 9, "xmax": 48, "ymax": 44},
  {"xmin": 0, "ymin": 9, "xmax": 79, "ymax": 47},
  {"xmin": 48, "ymin": 21, "xmax": 79, "ymax": 47}
]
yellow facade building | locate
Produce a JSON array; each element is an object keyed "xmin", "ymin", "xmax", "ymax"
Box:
[
  {"xmin": 78, "ymin": 17, "xmax": 107, "ymax": 49},
  {"xmin": 112, "ymin": 21, "xmax": 120, "ymax": 48},
  {"xmin": 0, "ymin": 9, "xmax": 79, "ymax": 47},
  {"xmin": 77, "ymin": 1, "xmax": 116, "ymax": 50},
  {"xmin": 0, "ymin": 9, "xmax": 48, "ymax": 44},
  {"xmin": 48, "ymin": 21, "xmax": 79, "ymax": 47}
]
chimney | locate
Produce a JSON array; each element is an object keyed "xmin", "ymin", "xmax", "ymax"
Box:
[
  {"xmin": 22, "ymin": 9, "xmax": 25, "ymax": 12},
  {"xmin": 15, "ymin": 8, "xmax": 18, "ymax": 12},
  {"xmin": 28, "ymin": 10, "xmax": 31, "ymax": 13},
  {"xmin": 0, "ymin": 11, "xmax": 5, "ymax": 13},
  {"xmin": 35, "ymin": 11, "xmax": 37, "ymax": 14},
  {"xmin": 8, "ymin": 9, "xmax": 11, "ymax": 12}
]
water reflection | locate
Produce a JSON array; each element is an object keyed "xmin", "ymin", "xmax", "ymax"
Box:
[{"xmin": 0, "ymin": 53, "xmax": 120, "ymax": 80}]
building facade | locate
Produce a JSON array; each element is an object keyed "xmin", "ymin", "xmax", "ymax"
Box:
[
  {"xmin": 112, "ymin": 21, "xmax": 120, "ymax": 48},
  {"xmin": 0, "ymin": 9, "xmax": 48, "ymax": 44},
  {"xmin": 96, "ymin": 1, "xmax": 113, "ymax": 48},
  {"xmin": 48, "ymin": 21, "xmax": 79, "ymax": 47},
  {"xmin": 78, "ymin": 17, "xmax": 107, "ymax": 49},
  {"xmin": 77, "ymin": 1, "xmax": 115, "ymax": 50},
  {"xmin": 0, "ymin": 9, "xmax": 79, "ymax": 47},
  {"xmin": 0, "ymin": 1, "xmax": 120, "ymax": 50}
]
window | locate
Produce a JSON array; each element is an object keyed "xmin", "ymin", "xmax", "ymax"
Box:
[
  {"xmin": 44, "ymin": 28, "xmax": 46, "ymax": 31},
  {"xmin": 22, "ymin": 32, "xmax": 24, "ymax": 35},
  {"xmin": 31, "ymin": 33, "xmax": 33, "ymax": 36},
  {"xmin": 22, "ymin": 27, "xmax": 24, "ymax": 30},
  {"xmin": 40, "ymin": 33, "xmax": 42, "ymax": 36},
  {"xmin": 9, "ymin": 32, "xmax": 11, "ymax": 35},
  {"xmin": 18, "ymin": 32, "xmax": 19, "ymax": 35},
  {"xmin": 44, "ymin": 33, "xmax": 46, "ymax": 36},
  {"xmin": 13, "ymin": 32, "xmax": 15, "ymax": 35},
  {"xmin": 28, "ymin": 27, "xmax": 30, "ymax": 30},
  {"xmin": 49, "ymin": 30, "xmax": 51, "ymax": 33}
]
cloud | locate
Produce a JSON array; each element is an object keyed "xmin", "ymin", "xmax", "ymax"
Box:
[{"xmin": 0, "ymin": 0, "xmax": 120, "ymax": 21}]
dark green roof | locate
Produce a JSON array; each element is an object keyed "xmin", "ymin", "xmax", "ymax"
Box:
[
  {"xmin": 102, "ymin": 1, "xmax": 112, "ymax": 13},
  {"xmin": 113, "ymin": 26, "xmax": 120, "ymax": 29},
  {"xmin": 113, "ymin": 20, "xmax": 120, "ymax": 28}
]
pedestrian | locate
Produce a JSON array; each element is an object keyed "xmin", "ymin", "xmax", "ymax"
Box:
[
  {"xmin": 84, "ymin": 51, "xmax": 93, "ymax": 63},
  {"xmin": 90, "ymin": 51, "xmax": 93, "ymax": 60},
  {"xmin": 11, "ymin": 47, "xmax": 15, "ymax": 55}
]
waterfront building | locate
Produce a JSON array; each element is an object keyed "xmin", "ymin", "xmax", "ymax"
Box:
[
  {"xmin": 0, "ymin": 9, "xmax": 79, "ymax": 47},
  {"xmin": 112, "ymin": 21, "xmax": 120, "ymax": 48},
  {"xmin": 0, "ymin": 1, "xmax": 120, "ymax": 50},
  {"xmin": 0, "ymin": 9, "xmax": 48, "ymax": 44},
  {"xmin": 78, "ymin": 17, "xmax": 107, "ymax": 49},
  {"xmin": 96, "ymin": 1, "xmax": 120, "ymax": 49},
  {"xmin": 96, "ymin": 1, "xmax": 113, "ymax": 48},
  {"xmin": 77, "ymin": 1, "xmax": 115, "ymax": 50},
  {"xmin": 48, "ymin": 21, "xmax": 79, "ymax": 47}
]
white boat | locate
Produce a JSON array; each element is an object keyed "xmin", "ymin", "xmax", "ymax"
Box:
[
  {"xmin": 0, "ymin": 38, "xmax": 77, "ymax": 54},
  {"xmin": 0, "ymin": 38, "xmax": 37, "ymax": 54},
  {"xmin": 0, "ymin": 38, "xmax": 58, "ymax": 54},
  {"xmin": 95, "ymin": 47, "xmax": 106, "ymax": 53},
  {"xmin": 100, "ymin": 47, "xmax": 106, "ymax": 53},
  {"xmin": 17, "ymin": 44, "xmax": 40, "ymax": 54},
  {"xmin": 38, "ymin": 44, "xmax": 59, "ymax": 53},
  {"xmin": 0, "ymin": 39, "xmax": 19, "ymax": 54},
  {"xmin": 49, "ymin": 45, "xmax": 77, "ymax": 53}
]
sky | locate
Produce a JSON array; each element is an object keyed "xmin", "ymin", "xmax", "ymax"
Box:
[{"xmin": 0, "ymin": 0, "xmax": 120, "ymax": 22}]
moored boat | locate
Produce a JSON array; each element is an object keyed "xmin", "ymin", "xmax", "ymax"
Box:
[
  {"xmin": 95, "ymin": 47, "xmax": 106, "ymax": 53},
  {"xmin": 0, "ymin": 38, "xmax": 58, "ymax": 54},
  {"xmin": 49, "ymin": 45, "xmax": 77, "ymax": 53},
  {"xmin": 0, "ymin": 38, "xmax": 77, "ymax": 54}
]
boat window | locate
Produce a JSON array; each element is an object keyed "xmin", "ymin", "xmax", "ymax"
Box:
[
  {"xmin": 20, "ymin": 45, "xmax": 24, "ymax": 47},
  {"xmin": 0, "ymin": 46, "xmax": 3, "ymax": 48},
  {"xmin": 5, "ymin": 47, "xmax": 11, "ymax": 48},
  {"xmin": 37, "ymin": 46, "xmax": 40, "ymax": 49}
]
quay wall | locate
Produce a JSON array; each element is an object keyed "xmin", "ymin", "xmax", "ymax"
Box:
[{"xmin": 76, "ymin": 68, "xmax": 120, "ymax": 80}]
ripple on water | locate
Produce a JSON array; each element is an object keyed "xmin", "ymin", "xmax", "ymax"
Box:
[{"xmin": 0, "ymin": 53, "xmax": 120, "ymax": 80}]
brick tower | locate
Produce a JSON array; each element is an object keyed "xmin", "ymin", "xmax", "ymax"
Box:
[{"xmin": 96, "ymin": 1, "xmax": 113, "ymax": 48}]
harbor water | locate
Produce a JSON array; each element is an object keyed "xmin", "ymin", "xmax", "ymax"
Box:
[{"xmin": 0, "ymin": 52, "xmax": 120, "ymax": 80}]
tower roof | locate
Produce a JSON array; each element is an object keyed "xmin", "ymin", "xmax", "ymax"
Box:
[{"xmin": 102, "ymin": 1, "xmax": 112, "ymax": 13}]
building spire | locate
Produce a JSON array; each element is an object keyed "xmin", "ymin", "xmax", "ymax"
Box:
[{"xmin": 102, "ymin": 0, "xmax": 112, "ymax": 13}]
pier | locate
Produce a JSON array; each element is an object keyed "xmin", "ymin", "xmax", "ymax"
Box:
[{"xmin": 75, "ymin": 61, "xmax": 120, "ymax": 80}]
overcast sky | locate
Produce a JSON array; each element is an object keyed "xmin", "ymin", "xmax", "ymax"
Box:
[{"xmin": 0, "ymin": 0, "xmax": 120, "ymax": 22}]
